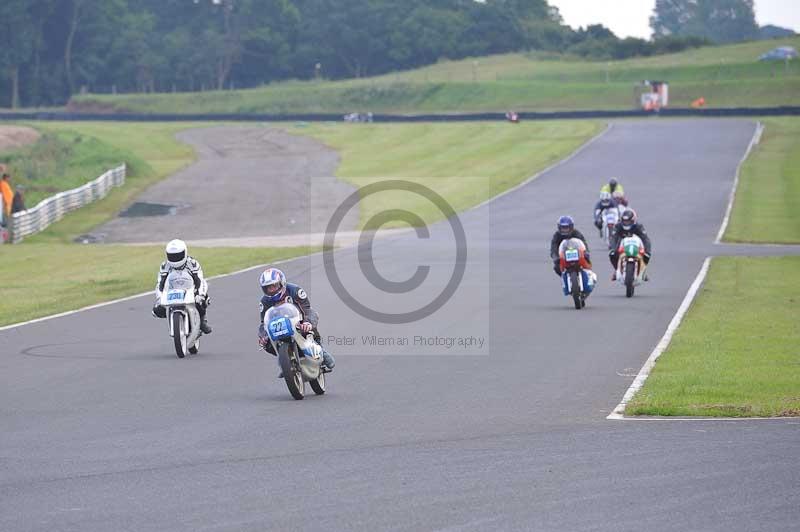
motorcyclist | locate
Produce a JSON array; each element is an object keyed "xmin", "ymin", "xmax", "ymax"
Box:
[
  {"xmin": 152, "ymin": 239, "xmax": 212, "ymax": 334},
  {"xmin": 257, "ymin": 267, "xmax": 335, "ymax": 372},
  {"xmin": 593, "ymin": 191, "xmax": 620, "ymax": 234},
  {"xmin": 600, "ymin": 177, "xmax": 627, "ymax": 206},
  {"xmin": 608, "ymin": 209, "xmax": 652, "ymax": 280},
  {"xmin": 550, "ymin": 215, "xmax": 590, "ymax": 277}
]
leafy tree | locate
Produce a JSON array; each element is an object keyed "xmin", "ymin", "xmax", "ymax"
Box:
[{"xmin": 650, "ymin": 0, "xmax": 758, "ymax": 43}]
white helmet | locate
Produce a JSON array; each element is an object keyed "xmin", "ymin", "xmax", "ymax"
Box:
[{"xmin": 165, "ymin": 239, "xmax": 188, "ymax": 269}]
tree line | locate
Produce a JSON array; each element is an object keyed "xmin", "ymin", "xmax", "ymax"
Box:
[{"xmin": 0, "ymin": 0, "xmax": 787, "ymax": 108}]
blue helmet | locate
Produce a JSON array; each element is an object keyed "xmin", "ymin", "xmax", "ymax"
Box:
[
  {"xmin": 558, "ymin": 215, "xmax": 574, "ymax": 236},
  {"xmin": 259, "ymin": 268, "xmax": 287, "ymax": 302}
]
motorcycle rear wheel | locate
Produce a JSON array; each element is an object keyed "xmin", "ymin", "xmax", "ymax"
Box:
[{"xmin": 309, "ymin": 371, "xmax": 326, "ymax": 395}]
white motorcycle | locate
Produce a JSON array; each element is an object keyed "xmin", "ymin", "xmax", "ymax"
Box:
[
  {"xmin": 264, "ymin": 302, "xmax": 327, "ymax": 400},
  {"xmin": 600, "ymin": 206, "xmax": 621, "ymax": 249},
  {"xmin": 160, "ymin": 269, "xmax": 203, "ymax": 358}
]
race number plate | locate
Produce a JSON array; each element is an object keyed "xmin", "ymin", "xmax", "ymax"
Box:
[
  {"xmin": 268, "ymin": 317, "xmax": 293, "ymax": 341},
  {"xmin": 167, "ymin": 290, "xmax": 186, "ymax": 302},
  {"xmin": 565, "ymin": 248, "xmax": 580, "ymax": 262}
]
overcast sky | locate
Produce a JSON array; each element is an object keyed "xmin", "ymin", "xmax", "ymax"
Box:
[{"xmin": 549, "ymin": 0, "xmax": 800, "ymax": 39}]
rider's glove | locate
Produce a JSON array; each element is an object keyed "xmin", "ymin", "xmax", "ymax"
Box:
[
  {"xmin": 195, "ymin": 294, "xmax": 205, "ymax": 306},
  {"xmin": 643, "ymin": 252, "xmax": 651, "ymax": 264},
  {"xmin": 298, "ymin": 321, "xmax": 313, "ymax": 334}
]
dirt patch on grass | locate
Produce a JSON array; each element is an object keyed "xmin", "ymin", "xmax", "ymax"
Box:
[{"xmin": 0, "ymin": 126, "xmax": 41, "ymax": 155}]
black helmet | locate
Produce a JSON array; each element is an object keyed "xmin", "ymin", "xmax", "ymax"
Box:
[{"xmin": 621, "ymin": 209, "xmax": 636, "ymax": 230}]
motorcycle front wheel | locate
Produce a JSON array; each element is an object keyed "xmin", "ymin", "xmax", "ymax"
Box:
[
  {"xmin": 625, "ymin": 261, "xmax": 636, "ymax": 298},
  {"xmin": 172, "ymin": 312, "xmax": 187, "ymax": 358},
  {"xmin": 277, "ymin": 343, "xmax": 305, "ymax": 400},
  {"xmin": 569, "ymin": 271, "xmax": 582, "ymax": 310}
]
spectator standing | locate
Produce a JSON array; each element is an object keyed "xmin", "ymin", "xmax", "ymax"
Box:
[
  {"xmin": 11, "ymin": 186, "xmax": 26, "ymax": 213},
  {"xmin": 0, "ymin": 173, "xmax": 13, "ymax": 219}
]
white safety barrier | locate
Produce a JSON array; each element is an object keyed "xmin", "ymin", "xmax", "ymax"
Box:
[{"xmin": 9, "ymin": 164, "xmax": 126, "ymax": 243}]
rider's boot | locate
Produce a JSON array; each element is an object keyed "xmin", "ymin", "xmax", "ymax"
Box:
[
  {"xmin": 200, "ymin": 318, "xmax": 212, "ymax": 334},
  {"xmin": 321, "ymin": 349, "xmax": 335, "ymax": 372}
]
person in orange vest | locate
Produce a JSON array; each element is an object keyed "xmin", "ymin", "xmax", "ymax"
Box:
[{"xmin": 0, "ymin": 174, "xmax": 14, "ymax": 219}]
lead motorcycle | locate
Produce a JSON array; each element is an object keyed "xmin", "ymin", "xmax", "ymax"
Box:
[
  {"xmin": 558, "ymin": 238, "xmax": 596, "ymax": 310},
  {"xmin": 615, "ymin": 235, "xmax": 647, "ymax": 298},
  {"xmin": 265, "ymin": 302, "xmax": 327, "ymax": 400},
  {"xmin": 160, "ymin": 269, "xmax": 203, "ymax": 358}
]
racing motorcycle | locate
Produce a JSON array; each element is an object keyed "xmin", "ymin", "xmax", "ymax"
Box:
[
  {"xmin": 265, "ymin": 302, "xmax": 327, "ymax": 400},
  {"xmin": 615, "ymin": 235, "xmax": 647, "ymax": 298},
  {"xmin": 160, "ymin": 269, "xmax": 203, "ymax": 358},
  {"xmin": 599, "ymin": 206, "xmax": 620, "ymax": 249},
  {"xmin": 558, "ymin": 238, "xmax": 596, "ymax": 310}
]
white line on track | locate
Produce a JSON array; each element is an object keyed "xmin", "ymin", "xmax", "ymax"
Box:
[
  {"xmin": 607, "ymin": 256, "xmax": 712, "ymax": 420},
  {"xmin": 2, "ymin": 124, "xmax": 614, "ymax": 333},
  {"xmin": 715, "ymin": 121, "xmax": 764, "ymax": 243}
]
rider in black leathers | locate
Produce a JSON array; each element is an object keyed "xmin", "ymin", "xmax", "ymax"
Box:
[
  {"xmin": 550, "ymin": 215, "xmax": 590, "ymax": 276},
  {"xmin": 608, "ymin": 209, "xmax": 652, "ymax": 279}
]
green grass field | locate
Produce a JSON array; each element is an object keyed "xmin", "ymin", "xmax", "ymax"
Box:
[
  {"xmin": 724, "ymin": 117, "xmax": 800, "ymax": 244},
  {"xmin": 0, "ymin": 244, "xmax": 313, "ymax": 327},
  {"xmin": 301, "ymin": 120, "xmax": 602, "ymax": 227},
  {"xmin": 72, "ymin": 36, "xmax": 800, "ymax": 114},
  {"xmin": 627, "ymin": 256, "xmax": 800, "ymax": 417}
]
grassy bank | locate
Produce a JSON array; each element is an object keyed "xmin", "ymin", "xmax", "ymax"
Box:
[
  {"xmin": 302, "ymin": 120, "xmax": 602, "ymax": 227},
  {"xmin": 724, "ymin": 117, "xmax": 800, "ymax": 244},
  {"xmin": 71, "ymin": 37, "xmax": 800, "ymax": 114},
  {"xmin": 0, "ymin": 130, "xmax": 133, "ymax": 207},
  {"xmin": 16, "ymin": 122, "xmax": 204, "ymax": 243},
  {"xmin": 627, "ymin": 257, "xmax": 800, "ymax": 417},
  {"xmin": 0, "ymin": 244, "xmax": 313, "ymax": 327}
]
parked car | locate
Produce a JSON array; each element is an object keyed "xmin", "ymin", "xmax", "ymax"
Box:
[{"xmin": 758, "ymin": 46, "xmax": 798, "ymax": 61}]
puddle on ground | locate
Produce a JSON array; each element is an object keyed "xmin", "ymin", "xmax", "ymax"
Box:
[{"xmin": 119, "ymin": 202, "xmax": 178, "ymax": 217}]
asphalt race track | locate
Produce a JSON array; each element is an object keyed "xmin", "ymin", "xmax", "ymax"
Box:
[{"xmin": 2, "ymin": 119, "xmax": 798, "ymax": 532}]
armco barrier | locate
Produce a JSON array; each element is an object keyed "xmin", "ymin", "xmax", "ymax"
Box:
[
  {"xmin": 9, "ymin": 164, "xmax": 125, "ymax": 243},
  {"xmin": 0, "ymin": 106, "xmax": 799, "ymax": 123}
]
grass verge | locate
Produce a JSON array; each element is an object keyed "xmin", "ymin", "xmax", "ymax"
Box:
[
  {"xmin": 301, "ymin": 120, "xmax": 602, "ymax": 227},
  {"xmin": 626, "ymin": 256, "xmax": 800, "ymax": 417},
  {"xmin": 725, "ymin": 117, "xmax": 800, "ymax": 244},
  {"xmin": 0, "ymin": 244, "xmax": 314, "ymax": 327}
]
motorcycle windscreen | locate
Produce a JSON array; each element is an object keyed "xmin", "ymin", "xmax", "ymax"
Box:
[{"xmin": 265, "ymin": 303, "xmax": 301, "ymax": 341}]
